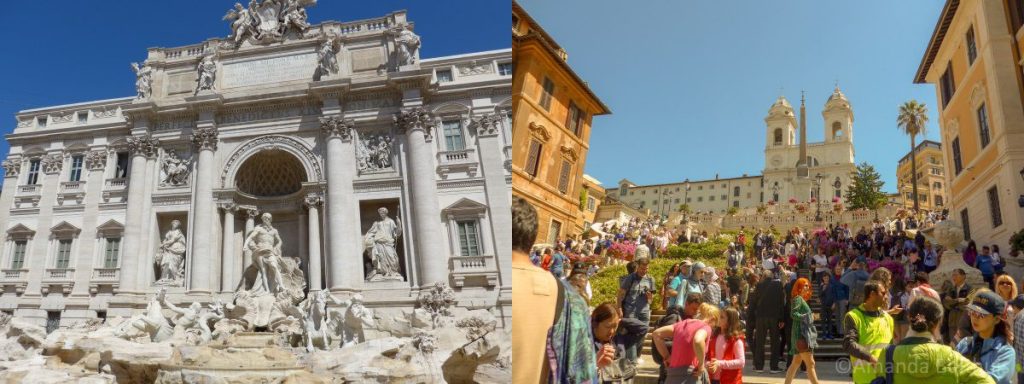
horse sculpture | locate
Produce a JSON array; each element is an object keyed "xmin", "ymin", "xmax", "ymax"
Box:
[{"xmin": 301, "ymin": 290, "xmax": 342, "ymax": 352}]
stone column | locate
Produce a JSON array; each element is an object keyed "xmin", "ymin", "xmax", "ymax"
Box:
[
  {"xmin": 395, "ymin": 107, "xmax": 447, "ymax": 287},
  {"xmin": 304, "ymin": 194, "xmax": 323, "ymax": 290},
  {"xmin": 471, "ymin": 114, "xmax": 513, "ymax": 323},
  {"xmin": 188, "ymin": 125, "xmax": 218, "ymax": 294},
  {"xmin": 220, "ymin": 203, "xmax": 236, "ymax": 292},
  {"xmin": 242, "ymin": 207, "xmax": 257, "ymax": 275},
  {"xmin": 138, "ymin": 153, "xmax": 158, "ymax": 288},
  {"xmin": 319, "ymin": 110, "xmax": 360, "ymax": 292},
  {"xmin": 119, "ymin": 136, "xmax": 158, "ymax": 294},
  {"xmin": 71, "ymin": 150, "xmax": 110, "ymax": 297}
]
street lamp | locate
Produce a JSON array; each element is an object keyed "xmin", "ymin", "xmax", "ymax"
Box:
[
  {"xmin": 660, "ymin": 190, "xmax": 670, "ymax": 219},
  {"xmin": 814, "ymin": 173, "xmax": 823, "ymax": 221}
]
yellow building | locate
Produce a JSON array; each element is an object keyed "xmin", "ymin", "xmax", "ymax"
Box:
[
  {"xmin": 578, "ymin": 174, "xmax": 606, "ymax": 233},
  {"xmin": 915, "ymin": 0, "xmax": 1024, "ymax": 248},
  {"xmin": 896, "ymin": 140, "xmax": 950, "ymax": 211},
  {"xmin": 511, "ymin": 1, "xmax": 611, "ymax": 246}
]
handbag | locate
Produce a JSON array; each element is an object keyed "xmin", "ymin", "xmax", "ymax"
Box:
[
  {"xmin": 869, "ymin": 344, "xmax": 896, "ymax": 384},
  {"xmin": 599, "ymin": 356, "xmax": 637, "ymax": 383}
]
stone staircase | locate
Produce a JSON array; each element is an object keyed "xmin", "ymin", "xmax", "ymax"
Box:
[{"xmin": 633, "ymin": 268, "xmax": 848, "ymax": 383}]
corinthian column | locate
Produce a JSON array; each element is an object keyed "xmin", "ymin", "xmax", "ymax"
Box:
[
  {"xmin": 119, "ymin": 135, "xmax": 158, "ymax": 294},
  {"xmin": 395, "ymin": 107, "xmax": 447, "ymax": 287},
  {"xmin": 220, "ymin": 203, "xmax": 237, "ymax": 292},
  {"xmin": 319, "ymin": 114, "xmax": 360, "ymax": 292},
  {"xmin": 188, "ymin": 126, "xmax": 218, "ymax": 294},
  {"xmin": 471, "ymin": 114, "xmax": 512, "ymax": 318},
  {"xmin": 304, "ymin": 194, "xmax": 323, "ymax": 290}
]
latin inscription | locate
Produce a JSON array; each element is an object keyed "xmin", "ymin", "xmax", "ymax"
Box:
[
  {"xmin": 222, "ymin": 53, "xmax": 316, "ymax": 88},
  {"xmin": 351, "ymin": 48, "xmax": 385, "ymax": 72}
]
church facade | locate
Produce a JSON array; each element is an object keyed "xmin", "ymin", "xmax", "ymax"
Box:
[
  {"xmin": 0, "ymin": 9, "xmax": 512, "ymax": 328},
  {"xmin": 607, "ymin": 88, "xmax": 857, "ymax": 215}
]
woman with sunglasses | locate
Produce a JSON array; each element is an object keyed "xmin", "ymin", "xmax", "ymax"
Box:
[
  {"xmin": 955, "ymin": 289, "xmax": 1016, "ymax": 384},
  {"xmin": 995, "ymin": 275, "xmax": 1018, "ymax": 318}
]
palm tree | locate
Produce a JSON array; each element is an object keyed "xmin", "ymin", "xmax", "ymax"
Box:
[{"xmin": 897, "ymin": 100, "xmax": 929, "ymax": 213}]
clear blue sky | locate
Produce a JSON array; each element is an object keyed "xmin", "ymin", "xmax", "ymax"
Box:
[
  {"xmin": 0, "ymin": 1, "xmax": 506, "ymax": 175},
  {"xmin": 519, "ymin": 0, "xmax": 943, "ymax": 193}
]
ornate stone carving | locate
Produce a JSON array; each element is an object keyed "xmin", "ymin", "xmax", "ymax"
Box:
[
  {"xmin": 394, "ymin": 107, "xmax": 436, "ymax": 140},
  {"xmin": 191, "ymin": 126, "xmax": 219, "ymax": 151},
  {"xmin": 223, "ymin": 0, "xmax": 316, "ymax": 47},
  {"xmin": 356, "ymin": 132, "xmax": 394, "ymax": 172},
  {"xmin": 300, "ymin": 289, "xmax": 342, "ymax": 351},
  {"xmin": 363, "ymin": 207, "xmax": 403, "ymax": 282},
  {"xmin": 131, "ymin": 62, "xmax": 153, "ymax": 100},
  {"xmin": 304, "ymin": 194, "xmax": 322, "ymax": 208},
  {"xmin": 387, "ymin": 24, "xmax": 420, "ymax": 67},
  {"xmin": 222, "ymin": 135, "xmax": 323, "ymax": 185},
  {"xmin": 160, "ymin": 149, "xmax": 193, "ymax": 187},
  {"xmin": 114, "ymin": 289, "xmax": 174, "ymax": 342},
  {"xmin": 51, "ymin": 112, "xmax": 74, "ymax": 124},
  {"xmin": 315, "ymin": 36, "xmax": 340, "ymax": 80},
  {"xmin": 127, "ymin": 135, "xmax": 160, "ymax": 158},
  {"xmin": 416, "ymin": 282, "xmax": 456, "ymax": 326},
  {"xmin": 244, "ymin": 213, "xmax": 286, "ymax": 294},
  {"xmin": 319, "ymin": 115, "xmax": 353, "ymax": 141},
  {"xmin": 195, "ymin": 54, "xmax": 217, "ymax": 94},
  {"xmin": 84, "ymin": 150, "xmax": 108, "ymax": 171},
  {"xmin": 155, "ymin": 220, "xmax": 187, "ymax": 286},
  {"xmin": 470, "ymin": 113, "xmax": 502, "ymax": 137},
  {"xmin": 92, "ymin": 107, "xmax": 118, "ymax": 119},
  {"xmin": 16, "ymin": 119, "xmax": 32, "ymax": 128},
  {"xmin": 2, "ymin": 158, "xmax": 22, "ymax": 177},
  {"xmin": 41, "ymin": 154, "xmax": 63, "ymax": 174},
  {"xmin": 457, "ymin": 61, "xmax": 494, "ymax": 76}
]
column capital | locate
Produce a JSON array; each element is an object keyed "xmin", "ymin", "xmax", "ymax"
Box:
[
  {"xmin": 394, "ymin": 107, "xmax": 436, "ymax": 140},
  {"xmin": 470, "ymin": 113, "xmax": 502, "ymax": 137},
  {"xmin": 319, "ymin": 115, "xmax": 354, "ymax": 141},
  {"xmin": 244, "ymin": 206, "xmax": 259, "ymax": 218},
  {"xmin": 2, "ymin": 157, "xmax": 22, "ymax": 177},
  {"xmin": 191, "ymin": 126, "xmax": 219, "ymax": 151},
  {"xmin": 85, "ymin": 150, "xmax": 108, "ymax": 171},
  {"xmin": 127, "ymin": 135, "xmax": 160, "ymax": 158},
  {"xmin": 304, "ymin": 193, "xmax": 323, "ymax": 209},
  {"xmin": 218, "ymin": 202, "xmax": 238, "ymax": 212}
]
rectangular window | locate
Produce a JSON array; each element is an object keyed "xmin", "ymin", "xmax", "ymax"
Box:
[
  {"xmin": 27, "ymin": 159, "xmax": 41, "ymax": 185},
  {"xmin": 988, "ymin": 186, "xmax": 1003, "ymax": 227},
  {"xmin": 966, "ymin": 27, "xmax": 978, "ymax": 64},
  {"xmin": 436, "ymin": 69, "xmax": 453, "ymax": 83},
  {"xmin": 721, "ymin": 195, "xmax": 727, "ymax": 200},
  {"xmin": 935, "ymin": 195, "xmax": 944, "ymax": 206},
  {"xmin": 588, "ymin": 197, "xmax": 596, "ymax": 211},
  {"xmin": 734, "ymin": 187, "xmax": 740, "ymax": 197},
  {"xmin": 104, "ymin": 237, "xmax": 121, "ymax": 268},
  {"xmin": 442, "ymin": 120, "xmax": 465, "ymax": 151},
  {"xmin": 686, "ymin": 197, "xmax": 691, "ymax": 202},
  {"xmin": 557, "ymin": 160, "xmax": 572, "ymax": 194},
  {"xmin": 56, "ymin": 239, "xmax": 72, "ymax": 269},
  {"xmin": 619, "ymin": 189, "xmax": 627, "ymax": 196},
  {"xmin": 525, "ymin": 140, "xmax": 542, "ymax": 177},
  {"xmin": 952, "ymin": 137, "xmax": 963, "ymax": 175},
  {"xmin": 940, "ymin": 62, "xmax": 955, "ymax": 108},
  {"xmin": 37, "ymin": 116, "xmax": 47, "ymax": 128},
  {"xmin": 977, "ymin": 103, "xmax": 991, "ymax": 148},
  {"xmin": 733, "ymin": 201, "xmax": 739, "ymax": 208},
  {"xmin": 565, "ymin": 101, "xmax": 584, "ymax": 136},
  {"xmin": 539, "ymin": 77, "xmax": 555, "ymax": 111},
  {"xmin": 11, "ymin": 240, "xmax": 27, "ymax": 270},
  {"xmin": 77, "ymin": 112, "xmax": 87, "ymax": 124},
  {"xmin": 457, "ymin": 220, "xmax": 481, "ymax": 256},
  {"xmin": 709, "ymin": 196, "xmax": 715, "ymax": 201},
  {"xmin": 498, "ymin": 62, "xmax": 512, "ymax": 76},
  {"xmin": 115, "ymin": 152, "xmax": 129, "ymax": 178},
  {"xmin": 961, "ymin": 209, "xmax": 972, "ymax": 241},
  {"xmin": 547, "ymin": 220, "xmax": 562, "ymax": 245},
  {"xmin": 69, "ymin": 155, "xmax": 83, "ymax": 182},
  {"xmin": 697, "ymin": 197, "xmax": 703, "ymax": 202}
]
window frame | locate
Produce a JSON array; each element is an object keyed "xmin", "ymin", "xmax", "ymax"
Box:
[
  {"xmin": 557, "ymin": 159, "xmax": 572, "ymax": 194},
  {"xmin": 69, "ymin": 154, "xmax": 84, "ymax": 182},
  {"xmin": 960, "ymin": 209, "xmax": 972, "ymax": 241},
  {"xmin": 987, "ymin": 186, "xmax": 1003, "ymax": 228},
  {"xmin": 977, "ymin": 103, "xmax": 991, "ymax": 149},
  {"xmin": 966, "ymin": 26, "xmax": 978, "ymax": 65},
  {"xmin": 940, "ymin": 61, "xmax": 956, "ymax": 108},
  {"xmin": 26, "ymin": 158, "xmax": 41, "ymax": 185},
  {"xmin": 497, "ymin": 62, "xmax": 512, "ymax": 76},
  {"xmin": 524, "ymin": 139, "xmax": 542, "ymax": 177},
  {"xmin": 951, "ymin": 136, "xmax": 963, "ymax": 175},
  {"xmin": 539, "ymin": 77, "xmax": 555, "ymax": 111},
  {"xmin": 436, "ymin": 69, "xmax": 453, "ymax": 83},
  {"xmin": 441, "ymin": 119, "xmax": 466, "ymax": 151},
  {"xmin": 456, "ymin": 220, "xmax": 482, "ymax": 257}
]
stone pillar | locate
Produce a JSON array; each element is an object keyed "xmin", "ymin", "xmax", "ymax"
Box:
[
  {"xmin": 471, "ymin": 114, "xmax": 513, "ymax": 324},
  {"xmin": 71, "ymin": 150, "xmax": 110, "ymax": 297},
  {"xmin": 138, "ymin": 154, "xmax": 158, "ymax": 288},
  {"xmin": 220, "ymin": 204, "xmax": 236, "ymax": 292},
  {"xmin": 119, "ymin": 136, "xmax": 158, "ymax": 294},
  {"xmin": 319, "ymin": 106, "xmax": 360, "ymax": 292},
  {"xmin": 188, "ymin": 125, "xmax": 218, "ymax": 294},
  {"xmin": 242, "ymin": 207, "xmax": 257, "ymax": 276},
  {"xmin": 395, "ymin": 107, "xmax": 447, "ymax": 287},
  {"xmin": 305, "ymin": 194, "xmax": 323, "ymax": 290}
]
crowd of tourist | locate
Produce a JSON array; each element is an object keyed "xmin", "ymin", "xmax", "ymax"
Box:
[{"xmin": 514, "ymin": 196, "xmax": 1016, "ymax": 384}]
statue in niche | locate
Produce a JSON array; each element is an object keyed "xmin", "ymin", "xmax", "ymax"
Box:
[
  {"xmin": 130, "ymin": 62, "xmax": 153, "ymax": 100},
  {"xmin": 355, "ymin": 133, "xmax": 393, "ymax": 172},
  {"xmin": 160, "ymin": 149, "xmax": 192, "ymax": 187},
  {"xmin": 243, "ymin": 212, "xmax": 286, "ymax": 293},
  {"xmin": 315, "ymin": 36, "xmax": 339, "ymax": 80},
  {"xmin": 387, "ymin": 24, "xmax": 420, "ymax": 66},
  {"xmin": 195, "ymin": 55, "xmax": 217, "ymax": 94},
  {"xmin": 155, "ymin": 220, "xmax": 186, "ymax": 286},
  {"xmin": 363, "ymin": 207, "xmax": 403, "ymax": 281}
]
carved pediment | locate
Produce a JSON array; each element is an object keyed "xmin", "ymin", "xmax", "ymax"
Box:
[
  {"xmin": 6, "ymin": 223, "xmax": 35, "ymax": 240},
  {"xmin": 442, "ymin": 197, "xmax": 487, "ymax": 218},
  {"xmin": 528, "ymin": 121, "xmax": 551, "ymax": 142},
  {"xmin": 50, "ymin": 221, "xmax": 81, "ymax": 237},
  {"xmin": 559, "ymin": 145, "xmax": 579, "ymax": 162},
  {"xmin": 96, "ymin": 219, "xmax": 125, "ymax": 237}
]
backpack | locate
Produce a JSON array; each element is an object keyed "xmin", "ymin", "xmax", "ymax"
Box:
[{"xmin": 546, "ymin": 279, "xmax": 598, "ymax": 383}]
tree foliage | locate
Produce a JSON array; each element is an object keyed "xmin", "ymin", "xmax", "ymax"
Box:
[{"xmin": 844, "ymin": 162, "xmax": 888, "ymax": 211}]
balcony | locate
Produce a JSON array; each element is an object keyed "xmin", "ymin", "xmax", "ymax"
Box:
[
  {"xmin": 0, "ymin": 269, "xmax": 29, "ymax": 295},
  {"xmin": 105, "ymin": 178, "xmax": 127, "ymax": 189},
  {"xmin": 102, "ymin": 178, "xmax": 128, "ymax": 203},
  {"xmin": 89, "ymin": 268, "xmax": 120, "ymax": 294},
  {"xmin": 60, "ymin": 180, "xmax": 85, "ymax": 192},
  {"xmin": 41, "ymin": 268, "xmax": 75, "ymax": 295},
  {"xmin": 436, "ymin": 148, "xmax": 478, "ymax": 179},
  {"xmin": 57, "ymin": 181, "xmax": 86, "ymax": 206},
  {"xmin": 17, "ymin": 184, "xmax": 41, "ymax": 195},
  {"xmin": 450, "ymin": 254, "xmax": 498, "ymax": 288}
]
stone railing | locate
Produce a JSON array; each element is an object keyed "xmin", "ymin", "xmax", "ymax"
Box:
[
  {"xmin": 45, "ymin": 268, "xmax": 74, "ymax": 279},
  {"xmin": 161, "ymin": 42, "xmax": 209, "ymax": 60},
  {"xmin": 0, "ymin": 269, "xmax": 28, "ymax": 280},
  {"xmin": 42, "ymin": 268, "xmax": 75, "ymax": 295},
  {"xmin": 17, "ymin": 184, "xmax": 41, "ymax": 195},
  {"xmin": 436, "ymin": 149, "xmax": 478, "ymax": 178},
  {"xmin": 105, "ymin": 178, "xmax": 127, "ymax": 189},
  {"xmin": 61, "ymin": 180, "xmax": 85, "ymax": 192},
  {"xmin": 89, "ymin": 268, "xmax": 120, "ymax": 294},
  {"xmin": 337, "ymin": 16, "xmax": 392, "ymax": 35},
  {"xmin": 450, "ymin": 255, "xmax": 498, "ymax": 288}
]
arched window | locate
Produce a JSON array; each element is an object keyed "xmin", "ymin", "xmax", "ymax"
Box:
[
  {"xmin": 733, "ymin": 186, "xmax": 740, "ymax": 197},
  {"xmin": 773, "ymin": 129, "xmax": 783, "ymax": 145},
  {"xmin": 832, "ymin": 121, "xmax": 843, "ymax": 139},
  {"xmin": 933, "ymin": 182, "xmax": 942, "ymax": 189}
]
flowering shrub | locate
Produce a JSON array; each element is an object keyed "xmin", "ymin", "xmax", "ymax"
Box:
[
  {"xmin": 607, "ymin": 241, "xmax": 637, "ymax": 261},
  {"xmin": 768, "ymin": 201, "xmax": 776, "ymax": 206},
  {"xmin": 795, "ymin": 204, "xmax": 807, "ymax": 213},
  {"xmin": 789, "ymin": 197, "xmax": 799, "ymax": 204},
  {"xmin": 832, "ymin": 196, "xmax": 841, "ymax": 203},
  {"xmin": 590, "ymin": 256, "xmax": 727, "ymax": 312},
  {"xmin": 810, "ymin": 198, "xmax": 817, "ymax": 203},
  {"xmin": 866, "ymin": 259, "xmax": 905, "ymax": 280}
]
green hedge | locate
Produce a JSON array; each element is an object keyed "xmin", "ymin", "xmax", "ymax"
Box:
[{"xmin": 591, "ymin": 252, "xmax": 728, "ymax": 313}]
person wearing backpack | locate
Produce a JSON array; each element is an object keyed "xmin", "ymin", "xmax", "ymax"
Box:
[{"xmin": 871, "ymin": 296, "xmax": 993, "ymax": 384}]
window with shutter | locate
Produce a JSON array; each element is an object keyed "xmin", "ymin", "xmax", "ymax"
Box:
[
  {"xmin": 988, "ymin": 186, "xmax": 1002, "ymax": 227},
  {"xmin": 557, "ymin": 160, "xmax": 571, "ymax": 194},
  {"xmin": 525, "ymin": 140, "xmax": 542, "ymax": 176},
  {"xmin": 977, "ymin": 103, "xmax": 990, "ymax": 148},
  {"xmin": 56, "ymin": 239, "xmax": 72, "ymax": 269},
  {"xmin": 539, "ymin": 78, "xmax": 555, "ymax": 110},
  {"xmin": 952, "ymin": 137, "xmax": 963, "ymax": 174},
  {"xmin": 104, "ymin": 237, "xmax": 121, "ymax": 268},
  {"xmin": 457, "ymin": 221, "xmax": 481, "ymax": 256},
  {"xmin": 11, "ymin": 241, "xmax": 26, "ymax": 270}
]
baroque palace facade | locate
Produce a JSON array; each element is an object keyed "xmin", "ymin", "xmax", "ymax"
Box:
[
  {"xmin": 0, "ymin": 9, "xmax": 513, "ymax": 327},
  {"xmin": 608, "ymin": 88, "xmax": 857, "ymax": 216}
]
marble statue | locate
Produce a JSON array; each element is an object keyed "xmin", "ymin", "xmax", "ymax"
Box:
[
  {"xmin": 243, "ymin": 212, "xmax": 286, "ymax": 293},
  {"xmin": 223, "ymin": 0, "xmax": 317, "ymax": 46},
  {"xmin": 155, "ymin": 220, "xmax": 187, "ymax": 286},
  {"xmin": 301, "ymin": 290, "xmax": 342, "ymax": 352},
  {"xmin": 114, "ymin": 288, "xmax": 174, "ymax": 342},
  {"xmin": 280, "ymin": 0, "xmax": 312, "ymax": 33},
  {"xmin": 160, "ymin": 149, "xmax": 191, "ymax": 187},
  {"xmin": 342, "ymin": 294, "xmax": 374, "ymax": 346},
  {"xmin": 224, "ymin": 1, "xmax": 259, "ymax": 44},
  {"xmin": 195, "ymin": 55, "xmax": 217, "ymax": 94},
  {"xmin": 130, "ymin": 62, "xmax": 153, "ymax": 100},
  {"xmin": 363, "ymin": 207, "xmax": 403, "ymax": 281},
  {"xmin": 159, "ymin": 291, "xmax": 202, "ymax": 342},
  {"xmin": 315, "ymin": 36, "xmax": 339, "ymax": 79},
  {"xmin": 388, "ymin": 24, "xmax": 420, "ymax": 66},
  {"xmin": 355, "ymin": 133, "xmax": 393, "ymax": 172}
]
